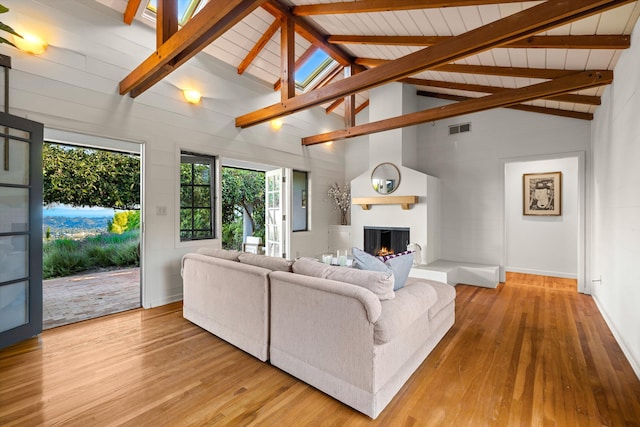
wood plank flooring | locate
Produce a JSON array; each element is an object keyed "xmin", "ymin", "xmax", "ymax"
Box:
[{"xmin": 1, "ymin": 274, "xmax": 639, "ymax": 426}]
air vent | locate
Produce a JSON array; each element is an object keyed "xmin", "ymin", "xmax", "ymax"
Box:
[{"xmin": 449, "ymin": 122, "xmax": 471, "ymax": 135}]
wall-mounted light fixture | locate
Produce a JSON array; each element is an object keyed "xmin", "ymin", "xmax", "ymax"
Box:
[
  {"xmin": 13, "ymin": 33, "xmax": 47, "ymax": 55},
  {"xmin": 270, "ymin": 118, "xmax": 283, "ymax": 130},
  {"xmin": 182, "ymin": 89, "xmax": 202, "ymax": 104}
]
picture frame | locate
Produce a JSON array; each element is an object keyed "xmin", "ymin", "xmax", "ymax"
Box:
[{"xmin": 523, "ymin": 171, "xmax": 562, "ymax": 216}]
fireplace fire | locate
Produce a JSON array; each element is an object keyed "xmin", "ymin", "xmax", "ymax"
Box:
[{"xmin": 364, "ymin": 226, "xmax": 410, "ymax": 257}]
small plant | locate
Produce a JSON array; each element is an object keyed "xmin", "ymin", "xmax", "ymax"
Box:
[
  {"xmin": 327, "ymin": 182, "xmax": 351, "ymax": 225},
  {"xmin": 107, "ymin": 210, "xmax": 140, "ymax": 234},
  {"xmin": 45, "ymin": 226, "xmax": 51, "ymax": 240},
  {"xmin": 0, "ymin": 4, "xmax": 21, "ymax": 48}
]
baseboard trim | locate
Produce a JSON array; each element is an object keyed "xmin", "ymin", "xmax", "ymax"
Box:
[
  {"xmin": 505, "ymin": 267, "xmax": 577, "ymax": 279},
  {"xmin": 143, "ymin": 293, "xmax": 183, "ymax": 309},
  {"xmin": 592, "ymin": 295, "xmax": 640, "ymax": 381}
]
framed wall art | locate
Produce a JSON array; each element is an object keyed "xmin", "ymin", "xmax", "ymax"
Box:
[{"xmin": 523, "ymin": 171, "xmax": 562, "ymax": 216}]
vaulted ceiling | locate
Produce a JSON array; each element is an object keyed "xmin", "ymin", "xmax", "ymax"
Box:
[{"xmin": 118, "ymin": 0, "xmax": 640, "ymax": 144}]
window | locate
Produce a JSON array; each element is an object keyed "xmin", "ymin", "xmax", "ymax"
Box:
[
  {"xmin": 146, "ymin": 0, "xmax": 207, "ymax": 26},
  {"xmin": 292, "ymin": 170, "xmax": 308, "ymax": 232},
  {"xmin": 180, "ymin": 151, "xmax": 216, "ymax": 241},
  {"xmin": 295, "ymin": 50, "xmax": 338, "ymax": 92}
]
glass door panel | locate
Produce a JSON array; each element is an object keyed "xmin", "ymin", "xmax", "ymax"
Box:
[{"xmin": 0, "ymin": 112, "xmax": 43, "ymax": 350}]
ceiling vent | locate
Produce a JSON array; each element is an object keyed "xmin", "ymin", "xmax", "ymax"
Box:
[{"xmin": 449, "ymin": 122, "xmax": 471, "ymax": 135}]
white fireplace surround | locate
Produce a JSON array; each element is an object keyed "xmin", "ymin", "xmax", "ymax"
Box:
[{"xmin": 350, "ymin": 165, "xmax": 441, "ymax": 265}]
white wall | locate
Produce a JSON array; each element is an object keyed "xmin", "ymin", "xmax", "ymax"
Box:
[
  {"xmin": 591, "ymin": 18, "xmax": 640, "ymax": 377},
  {"xmin": 505, "ymin": 156, "xmax": 579, "ymax": 278},
  {"xmin": 1, "ymin": 0, "xmax": 345, "ymax": 307},
  {"xmin": 415, "ymin": 99, "xmax": 591, "ymax": 276}
]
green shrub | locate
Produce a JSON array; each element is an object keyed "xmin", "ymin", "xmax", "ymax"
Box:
[
  {"xmin": 107, "ymin": 210, "xmax": 140, "ymax": 234},
  {"xmin": 43, "ymin": 230, "xmax": 140, "ymax": 279}
]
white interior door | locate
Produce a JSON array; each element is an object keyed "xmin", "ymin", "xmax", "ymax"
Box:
[{"xmin": 265, "ymin": 168, "xmax": 290, "ymax": 258}]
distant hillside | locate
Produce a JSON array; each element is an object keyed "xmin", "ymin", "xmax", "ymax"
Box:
[{"xmin": 43, "ymin": 216, "xmax": 110, "ymax": 236}]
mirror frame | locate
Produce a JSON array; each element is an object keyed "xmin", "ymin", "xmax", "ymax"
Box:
[{"xmin": 371, "ymin": 162, "xmax": 401, "ymax": 194}]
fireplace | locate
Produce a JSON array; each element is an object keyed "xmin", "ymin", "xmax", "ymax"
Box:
[{"xmin": 364, "ymin": 226, "xmax": 410, "ymax": 256}]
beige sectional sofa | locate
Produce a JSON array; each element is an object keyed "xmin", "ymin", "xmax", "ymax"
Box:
[{"xmin": 181, "ymin": 249, "xmax": 456, "ymax": 419}]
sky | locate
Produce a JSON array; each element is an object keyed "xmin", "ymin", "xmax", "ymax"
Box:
[{"xmin": 43, "ymin": 205, "xmax": 116, "ymax": 218}]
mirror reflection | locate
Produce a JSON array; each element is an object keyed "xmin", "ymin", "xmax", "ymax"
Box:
[{"xmin": 371, "ymin": 163, "xmax": 401, "ymax": 194}]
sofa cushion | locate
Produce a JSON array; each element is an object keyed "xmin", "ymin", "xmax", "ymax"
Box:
[
  {"xmin": 238, "ymin": 253, "xmax": 293, "ymax": 272},
  {"xmin": 352, "ymin": 247, "xmax": 413, "ymax": 291},
  {"xmin": 374, "ymin": 281, "xmax": 438, "ymax": 344},
  {"xmin": 405, "ymin": 277, "xmax": 456, "ymax": 320},
  {"xmin": 292, "ymin": 258, "xmax": 395, "ymax": 300},
  {"xmin": 196, "ymin": 247, "xmax": 242, "ymax": 262}
]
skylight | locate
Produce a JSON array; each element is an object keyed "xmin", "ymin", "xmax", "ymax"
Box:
[
  {"xmin": 295, "ymin": 50, "xmax": 337, "ymax": 91},
  {"xmin": 146, "ymin": 0, "xmax": 206, "ymax": 26}
]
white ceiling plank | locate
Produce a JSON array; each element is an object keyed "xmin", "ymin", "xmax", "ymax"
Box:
[
  {"xmin": 507, "ymin": 48, "xmax": 528, "ymax": 68},
  {"xmin": 526, "ymin": 48, "xmax": 547, "ymax": 69},
  {"xmin": 546, "ymin": 49, "xmax": 568, "ymax": 70},
  {"xmin": 570, "ymin": 14, "xmax": 601, "ymax": 35},
  {"xmin": 410, "ymin": 10, "xmax": 435, "ymax": 36},
  {"xmin": 458, "ymin": 6, "xmax": 484, "ymax": 33},
  {"xmin": 424, "ymin": 9, "xmax": 454, "ymax": 36},
  {"xmin": 439, "ymin": 7, "xmax": 468, "ymax": 35},
  {"xmin": 585, "ymin": 49, "xmax": 617, "ymax": 69}
]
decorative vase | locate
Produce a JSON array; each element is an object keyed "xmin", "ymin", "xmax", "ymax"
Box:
[{"xmin": 340, "ymin": 210, "xmax": 348, "ymax": 225}]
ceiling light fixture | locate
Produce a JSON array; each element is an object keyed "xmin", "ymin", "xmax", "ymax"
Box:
[
  {"xmin": 270, "ymin": 118, "xmax": 283, "ymax": 130},
  {"xmin": 182, "ymin": 89, "xmax": 201, "ymax": 104},
  {"xmin": 13, "ymin": 33, "xmax": 47, "ymax": 55}
]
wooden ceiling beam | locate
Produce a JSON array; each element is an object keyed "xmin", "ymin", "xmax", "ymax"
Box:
[
  {"xmin": 401, "ymin": 77, "xmax": 601, "ymax": 105},
  {"xmin": 120, "ymin": 0, "xmax": 267, "ymax": 97},
  {"xmin": 124, "ymin": 0, "xmax": 142, "ymax": 25},
  {"xmin": 329, "ymin": 34, "xmax": 631, "ymax": 49},
  {"xmin": 355, "ymin": 58, "xmax": 585, "ymax": 79},
  {"xmin": 280, "ymin": 17, "xmax": 295, "ymax": 101},
  {"xmin": 262, "ymin": 1, "xmax": 353, "ymax": 67},
  {"xmin": 355, "ymin": 99, "xmax": 370, "ymax": 115},
  {"xmin": 418, "ymin": 91, "xmax": 594, "ymax": 120},
  {"xmin": 157, "ymin": 0, "xmax": 178, "ymax": 48},
  {"xmin": 301, "ymin": 70, "xmax": 610, "ymax": 145},
  {"xmin": 273, "ymin": 46, "xmax": 318, "ymax": 91},
  {"xmin": 293, "ymin": 0, "xmax": 525, "ymax": 16},
  {"xmin": 236, "ymin": 0, "xmax": 631, "ymax": 128},
  {"xmin": 238, "ymin": 17, "xmax": 281, "ymax": 75}
]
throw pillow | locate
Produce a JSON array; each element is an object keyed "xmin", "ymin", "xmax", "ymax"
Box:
[
  {"xmin": 382, "ymin": 252, "xmax": 414, "ymax": 291},
  {"xmin": 197, "ymin": 247, "xmax": 241, "ymax": 262},
  {"xmin": 238, "ymin": 253, "xmax": 293, "ymax": 272},
  {"xmin": 352, "ymin": 247, "xmax": 413, "ymax": 291},
  {"xmin": 323, "ymin": 265, "xmax": 395, "ymax": 300}
]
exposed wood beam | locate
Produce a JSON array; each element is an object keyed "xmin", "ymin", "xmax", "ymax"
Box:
[
  {"xmin": 157, "ymin": 0, "xmax": 178, "ymax": 48},
  {"xmin": 238, "ymin": 17, "xmax": 281, "ymax": 75},
  {"xmin": 325, "ymin": 98, "xmax": 343, "ymax": 114},
  {"xmin": 355, "ymin": 58, "xmax": 586, "ymax": 79},
  {"xmin": 273, "ymin": 46, "xmax": 318, "ymax": 91},
  {"xmin": 236, "ymin": 0, "xmax": 631, "ymax": 128},
  {"xmin": 124, "ymin": 0, "xmax": 142, "ymax": 25},
  {"xmin": 281, "ymin": 17, "xmax": 295, "ymax": 101},
  {"xmin": 316, "ymin": 65, "xmax": 344, "ymax": 89},
  {"xmin": 262, "ymin": 1, "xmax": 353, "ymax": 67},
  {"xmin": 301, "ymin": 70, "xmax": 611, "ymax": 145},
  {"xmin": 418, "ymin": 91, "xmax": 594, "ymax": 120},
  {"xmin": 401, "ymin": 77, "xmax": 601, "ymax": 105},
  {"xmin": 120, "ymin": 0, "xmax": 266, "ymax": 97},
  {"xmin": 344, "ymin": 66, "xmax": 355, "ymax": 127},
  {"xmin": 329, "ymin": 34, "xmax": 631, "ymax": 49},
  {"xmin": 293, "ymin": 0, "xmax": 525, "ymax": 16},
  {"xmin": 355, "ymin": 100, "xmax": 369, "ymax": 115}
]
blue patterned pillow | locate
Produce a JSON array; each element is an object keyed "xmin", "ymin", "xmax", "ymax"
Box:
[{"xmin": 352, "ymin": 247, "xmax": 413, "ymax": 290}]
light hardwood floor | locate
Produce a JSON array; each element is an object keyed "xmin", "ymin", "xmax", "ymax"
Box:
[{"xmin": 1, "ymin": 274, "xmax": 639, "ymax": 426}]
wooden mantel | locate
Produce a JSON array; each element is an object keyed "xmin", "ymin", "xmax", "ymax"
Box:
[{"xmin": 352, "ymin": 196, "xmax": 418, "ymax": 210}]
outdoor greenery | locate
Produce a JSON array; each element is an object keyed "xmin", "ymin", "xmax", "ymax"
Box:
[
  {"xmin": 180, "ymin": 160, "xmax": 214, "ymax": 240},
  {"xmin": 43, "ymin": 230, "xmax": 140, "ymax": 279},
  {"xmin": 43, "ymin": 143, "xmax": 141, "ymax": 210},
  {"xmin": 221, "ymin": 168, "xmax": 265, "ymax": 250},
  {"xmin": 0, "ymin": 4, "xmax": 21, "ymax": 48},
  {"xmin": 108, "ymin": 210, "xmax": 140, "ymax": 234}
]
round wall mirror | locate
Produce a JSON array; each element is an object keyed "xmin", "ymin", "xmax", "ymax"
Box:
[{"xmin": 371, "ymin": 163, "xmax": 401, "ymax": 194}]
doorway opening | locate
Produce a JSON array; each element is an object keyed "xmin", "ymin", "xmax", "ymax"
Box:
[{"xmin": 42, "ymin": 130, "xmax": 142, "ymax": 329}]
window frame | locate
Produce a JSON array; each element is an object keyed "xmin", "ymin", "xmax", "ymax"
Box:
[{"xmin": 179, "ymin": 151, "xmax": 216, "ymax": 242}]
